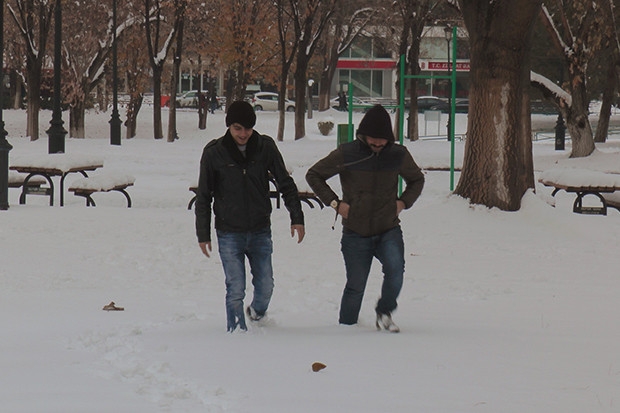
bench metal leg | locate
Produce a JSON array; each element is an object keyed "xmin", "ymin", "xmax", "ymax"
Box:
[
  {"xmin": 573, "ymin": 191, "xmax": 607, "ymax": 215},
  {"xmin": 114, "ymin": 188, "xmax": 132, "ymax": 208},
  {"xmin": 20, "ymin": 173, "xmax": 54, "ymax": 206}
]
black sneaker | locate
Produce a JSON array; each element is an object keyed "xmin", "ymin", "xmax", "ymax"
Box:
[
  {"xmin": 376, "ymin": 312, "xmax": 400, "ymax": 333},
  {"xmin": 246, "ymin": 306, "xmax": 265, "ymax": 322}
]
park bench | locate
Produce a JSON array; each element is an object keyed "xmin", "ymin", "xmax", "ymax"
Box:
[
  {"xmin": 539, "ymin": 168, "xmax": 620, "ymax": 215},
  {"xmin": 8, "ymin": 171, "xmax": 49, "ymax": 195},
  {"xmin": 68, "ymin": 173, "xmax": 135, "ymax": 207}
]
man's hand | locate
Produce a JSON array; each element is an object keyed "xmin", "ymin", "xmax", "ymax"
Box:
[
  {"xmin": 396, "ymin": 200, "xmax": 406, "ymax": 215},
  {"xmin": 337, "ymin": 201, "xmax": 350, "ymax": 219},
  {"xmin": 199, "ymin": 241, "xmax": 212, "ymax": 257},
  {"xmin": 291, "ymin": 224, "xmax": 305, "ymax": 243}
]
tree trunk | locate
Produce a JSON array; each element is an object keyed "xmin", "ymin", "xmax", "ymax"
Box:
[
  {"xmin": 318, "ymin": 42, "xmax": 339, "ymax": 112},
  {"xmin": 152, "ymin": 67, "xmax": 164, "ymax": 140},
  {"xmin": 594, "ymin": 59, "xmax": 617, "ymax": 143},
  {"xmin": 168, "ymin": 52, "xmax": 180, "ymax": 142},
  {"xmin": 10, "ymin": 71, "xmax": 23, "ymax": 109},
  {"xmin": 293, "ymin": 56, "xmax": 308, "ymax": 140},
  {"xmin": 455, "ymin": 0, "xmax": 540, "ymax": 211},
  {"xmin": 563, "ymin": 80, "xmax": 594, "ymax": 157},
  {"xmin": 125, "ymin": 93, "xmax": 143, "ymax": 139},
  {"xmin": 69, "ymin": 100, "xmax": 86, "ymax": 139},
  {"xmin": 276, "ymin": 72, "xmax": 289, "ymax": 142},
  {"xmin": 25, "ymin": 66, "xmax": 42, "ymax": 141}
]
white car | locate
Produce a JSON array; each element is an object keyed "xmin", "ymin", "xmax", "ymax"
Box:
[
  {"xmin": 330, "ymin": 96, "xmax": 371, "ymax": 111},
  {"xmin": 175, "ymin": 90, "xmax": 203, "ymax": 108},
  {"xmin": 251, "ymin": 92, "xmax": 295, "ymax": 112}
]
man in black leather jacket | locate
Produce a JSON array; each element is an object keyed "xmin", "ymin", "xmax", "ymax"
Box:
[{"xmin": 195, "ymin": 101, "xmax": 305, "ymax": 332}]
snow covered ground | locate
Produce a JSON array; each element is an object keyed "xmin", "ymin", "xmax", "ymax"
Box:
[{"xmin": 1, "ymin": 106, "xmax": 620, "ymax": 412}]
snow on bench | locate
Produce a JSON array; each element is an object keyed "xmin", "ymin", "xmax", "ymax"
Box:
[
  {"xmin": 539, "ymin": 168, "xmax": 620, "ymax": 215},
  {"xmin": 68, "ymin": 173, "xmax": 135, "ymax": 207},
  {"xmin": 8, "ymin": 171, "xmax": 47, "ymax": 188}
]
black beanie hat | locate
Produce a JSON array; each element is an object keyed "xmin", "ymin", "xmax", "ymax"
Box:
[
  {"xmin": 226, "ymin": 101, "xmax": 256, "ymax": 129},
  {"xmin": 356, "ymin": 104, "xmax": 395, "ymax": 142}
]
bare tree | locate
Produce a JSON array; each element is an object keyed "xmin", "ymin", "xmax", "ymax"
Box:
[
  {"xmin": 145, "ymin": 0, "xmax": 177, "ymax": 140},
  {"xmin": 291, "ymin": 0, "xmax": 338, "ymax": 140},
  {"xmin": 531, "ymin": 0, "xmax": 613, "ymax": 157},
  {"xmin": 454, "ymin": 0, "xmax": 541, "ymax": 211},
  {"xmin": 274, "ymin": 0, "xmax": 299, "ymax": 141},
  {"xmin": 61, "ymin": 1, "xmax": 142, "ymax": 138},
  {"xmin": 316, "ymin": 2, "xmax": 375, "ymax": 111},
  {"xmin": 207, "ymin": 0, "xmax": 278, "ymax": 104},
  {"xmin": 167, "ymin": 0, "xmax": 187, "ymax": 142},
  {"xmin": 392, "ymin": 0, "xmax": 442, "ymax": 141},
  {"xmin": 7, "ymin": 0, "xmax": 54, "ymax": 140}
]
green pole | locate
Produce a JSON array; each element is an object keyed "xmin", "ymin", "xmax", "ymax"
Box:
[
  {"xmin": 347, "ymin": 83, "xmax": 353, "ymax": 143},
  {"xmin": 449, "ymin": 26, "xmax": 457, "ymax": 191}
]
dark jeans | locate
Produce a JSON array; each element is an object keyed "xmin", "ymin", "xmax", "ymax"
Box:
[
  {"xmin": 339, "ymin": 225, "xmax": 405, "ymax": 325},
  {"xmin": 216, "ymin": 228, "xmax": 274, "ymax": 331}
]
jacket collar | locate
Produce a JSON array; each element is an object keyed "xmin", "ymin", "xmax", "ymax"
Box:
[{"xmin": 222, "ymin": 130, "xmax": 259, "ymax": 164}]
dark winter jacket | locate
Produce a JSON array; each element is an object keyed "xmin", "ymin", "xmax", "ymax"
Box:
[
  {"xmin": 195, "ymin": 130, "xmax": 304, "ymax": 243},
  {"xmin": 306, "ymin": 137, "xmax": 424, "ymax": 237}
]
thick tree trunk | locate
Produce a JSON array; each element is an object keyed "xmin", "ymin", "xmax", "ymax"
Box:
[
  {"xmin": 69, "ymin": 100, "xmax": 86, "ymax": 139},
  {"xmin": 564, "ymin": 80, "xmax": 594, "ymax": 157},
  {"xmin": 455, "ymin": 0, "xmax": 540, "ymax": 211}
]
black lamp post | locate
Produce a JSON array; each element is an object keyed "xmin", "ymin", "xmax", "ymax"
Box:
[
  {"xmin": 47, "ymin": 0, "xmax": 67, "ymax": 154},
  {"xmin": 1, "ymin": 0, "xmax": 14, "ymax": 210},
  {"xmin": 444, "ymin": 26, "xmax": 452, "ymax": 142},
  {"xmin": 109, "ymin": 0, "xmax": 121, "ymax": 145}
]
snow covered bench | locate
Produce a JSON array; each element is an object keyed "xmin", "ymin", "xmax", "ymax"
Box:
[
  {"xmin": 539, "ymin": 168, "xmax": 620, "ymax": 215},
  {"xmin": 8, "ymin": 171, "xmax": 49, "ymax": 194},
  {"xmin": 68, "ymin": 173, "xmax": 135, "ymax": 207}
]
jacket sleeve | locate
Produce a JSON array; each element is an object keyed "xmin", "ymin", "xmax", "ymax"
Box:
[
  {"xmin": 398, "ymin": 149, "xmax": 425, "ymax": 209},
  {"xmin": 266, "ymin": 138, "xmax": 304, "ymax": 226},
  {"xmin": 305, "ymin": 148, "xmax": 343, "ymax": 205},
  {"xmin": 195, "ymin": 146, "xmax": 214, "ymax": 243}
]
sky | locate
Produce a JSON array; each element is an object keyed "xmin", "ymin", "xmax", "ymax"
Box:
[{"xmin": 1, "ymin": 105, "xmax": 620, "ymax": 413}]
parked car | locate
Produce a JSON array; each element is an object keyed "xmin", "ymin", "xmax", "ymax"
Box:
[
  {"xmin": 429, "ymin": 98, "xmax": 469, "ymax": 113},
  {"xmin": 176, "ymin": 90, "xmax": 201, "ymax": 108},
  {"xmin": 416, "ymin": 96, "xmax": 449, "ymax": 112},
  {"xmin": 251, "ymin": 92, "xmax": 295, "ymax": 111}
]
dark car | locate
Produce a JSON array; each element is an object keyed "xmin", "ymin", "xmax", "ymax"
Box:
[
  {"xmin": 416, "ymin": 96, "xmax": 449, "ymax": 112},
  {"xmin": 429, "ymin": 98, "xmax": 469, "ymax": 114}
]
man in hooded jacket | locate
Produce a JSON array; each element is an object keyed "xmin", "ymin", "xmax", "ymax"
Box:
[{"xmin": 306, "ymin": 104, "xmax": 424, "ymax": 332}]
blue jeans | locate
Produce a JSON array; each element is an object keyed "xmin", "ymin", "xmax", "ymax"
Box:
[
  {"xmin": 339, "ymin": 226, "xmax": 405, "ymax": 325},
  {"xmin": 216, "ymin": 228, "xmax": 274, "ymax": 331}
]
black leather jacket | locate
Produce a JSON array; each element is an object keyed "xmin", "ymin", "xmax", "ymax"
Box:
[{"xmin": 195, "ymin": 130, "xmax": 304, "ymax": 243}]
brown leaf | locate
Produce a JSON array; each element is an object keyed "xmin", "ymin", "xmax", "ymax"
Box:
[
  {"xmin": 311, "ymin": 362, "xmax": 327, "ymax": 372},
  {"xmin": 102, "ymin": 301, "xmax": 124, "ymax": 311}
]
